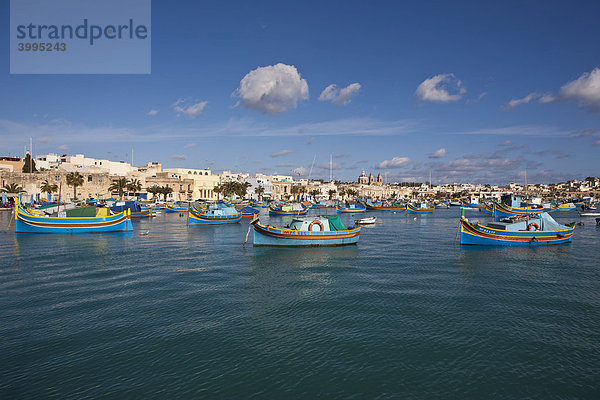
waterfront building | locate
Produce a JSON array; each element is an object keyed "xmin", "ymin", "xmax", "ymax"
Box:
[{"xmin": 163, "ymin": 168, "xmax": 220, "ymax": 200}]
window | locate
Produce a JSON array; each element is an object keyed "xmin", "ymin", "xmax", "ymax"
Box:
[
  {"xmin": 98, "ymin": 176, "xmax": 103, "ymax": 183},
  {"xmin": 205, "ymin": 172, "xmax": 208, "ymax": 175},
  {"xmin": 55, "ymin": 174, "xmax": 60, "ymax": 181},
  {"xmin": 88, "ymin": 176, "xmax": 92, "ymax": 182}
]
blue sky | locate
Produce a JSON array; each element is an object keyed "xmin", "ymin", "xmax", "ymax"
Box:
[{"xmin": 1, "ymin": 0, "xmax": 599, "ymax": 184}]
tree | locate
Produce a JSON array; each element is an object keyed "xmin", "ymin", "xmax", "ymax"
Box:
[
  {"xmin": 22, "ymin": 153, "xmax": 37, "ymax": 173},
  {"xmin": 328, "ymin": 189, "xmax": 337, "ymax": 200},
  {"xmin": 255, "ymin": 185, "xmax": 265, "ymax": 199},
  {"xmin": 346, "ymin": 188, "xmax": 357, "ymax": 198},
  {"xmin": 338, "ymin": 188, "xmax": 346, "ymax": 199},
  {"xmin": 66, "ymin": 172, "xmax": 84, "ymax": 200},
  {"xmin": 213, "ymin": 184, "xmax": 222, "ymax": 200},
  {"xmin": 2, "ymin": 183, "xmax": 25, "ymax": 193},
  {"xmin": 146, "ymin": 186, "xmax": 160, "ymax": 200},
  {"xmin": 309, "ymin": 189, "xmax": 320, "ymax": 201},
  {"xmin": 40, "ymin": 179, "xmax": 58, "ymax": 199},
  {"xmin": 127, "ymin": 179, "xmax": 142, "ymax": 195},
  {"xmin": 108, "ymin": 177, "xmax": 129, "ymax": 200},
  {"xmin": 159, "ymin": 185, "xmax": 173, "ymax": 201}
]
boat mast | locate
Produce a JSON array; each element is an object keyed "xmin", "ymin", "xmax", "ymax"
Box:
[{"xmin": 329, "ymin": 154, "xmax": 332, "ymax": 182}]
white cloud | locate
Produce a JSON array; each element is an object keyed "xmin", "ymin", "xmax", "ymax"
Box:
[
  {"xmin": 428, "ymin": 148, "xmax": 447, "ymax": 158},
  {"xmin": 147, "ymin": 109, "xmax": 159, "ymax": 116},
  {"xmin": 538, "ymin": 94, "xmax": 556, "ymax": 103},
  {"xmin": 504, "ymin": 92, "xmax": 540, "ymax": 109},
  {"xmin": 235, "ymin": 63, "xmax": 309, "ymax": 114},
  {"xmin": 271, "ymin": 149, "xmax": 292, "ymax": 157},
  {"xmin": 318, "ymin": 83, "xmax": 361, "ymax": 105},
  {"xmin": 415, "ymin": 73, "xmax": 466, "ymax": 103},
  {"xmin": 170, "ymin": 154, "xmax": 187, "ymax": 160},
  {"xmin": 173, "ymin": 99, "xmax": 208, "ymax": 118},
  {"xmin": 377, "ymin": 157, "xmax": 411, "ymax": 169},
  {"xmin": 184, "ymin": 143, "xmax": 197, "ymax": 149},
  {"xmin": 559, "ymin": 68, "xmax": 600, "ymax": 111},
  {"xmin": 58, "ymin": 144, "xmax": 68, "ymax": 151}
]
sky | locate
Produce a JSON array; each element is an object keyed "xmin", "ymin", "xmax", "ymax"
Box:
[{"xmin": 1, "ymin": 0, "xmax": 599, "ymax": 185}]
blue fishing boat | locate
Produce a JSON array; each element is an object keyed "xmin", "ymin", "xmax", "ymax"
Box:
[
  {"xmin": 336, "ymin": 201, "xmax": 366, "ymax": 213},
  {"xmin": 250, "ymin": 201, "xmax": 268, "ymax": 208},
  {"xmin": 252, "ymin": 215, "xmax": 361, "ymax": 246},
  {"xmin": 15, "ymin": 204, "xmax": 133, "ymax": 233},
  {"xmin": 188, "ymin": 203, "xmax": 241, "ymax": 225},
  {"xmin": 165, "ymin": 203, "xmax": 188, "ymax": 213},
  {"xmin": 240, "ymin": 206, "xmax": 260, "ymax": 218},
  {"xmin": 110, "ymin": 201, "xmax": 153, "ymax": 218},
  {"xmin": 493, "ymin": 195, "xmax": 543, "ymax": 218},
  {"xmin": 365, "ymin": 201, "xmax": 405, "ymax": 211},
  {"xmin": 459, "ymin": 212, "xmax": 574, "ymax": 246},
  {"xmin": 406, "ymin": 202, "xmax": 435, "ymax": 214},
  {"xmin": 268, "ymin": 203, "xmax": 309, "ymax": 216}
]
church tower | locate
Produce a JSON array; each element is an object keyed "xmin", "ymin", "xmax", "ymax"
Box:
[
  {"xmin": 358, "ymin": 170, "xmax": 368, "ymax": 184},
  {"xmin": 377, "ymin": 172, "xmax": 383, "ymax": 185},
  {"xmin": 368, "ymin": 172, "xmax": 375, "ymax": 185}
]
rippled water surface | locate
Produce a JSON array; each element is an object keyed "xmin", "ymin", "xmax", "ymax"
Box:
[{"xmin": 1, "ymin": 209, "xmax": 599, "ymax": 398}]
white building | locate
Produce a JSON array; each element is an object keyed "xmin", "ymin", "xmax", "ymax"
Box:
[{"xmin": 36, "ymin": 153, "xmax": 136, "ymax": 176}]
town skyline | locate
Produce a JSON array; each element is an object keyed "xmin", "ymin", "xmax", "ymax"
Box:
[{"xmin": 2, "ymin": 1, "xmax": 600, "ymax": 184}]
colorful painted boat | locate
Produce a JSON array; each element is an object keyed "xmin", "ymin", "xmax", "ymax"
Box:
[
  {"xmin": 268, "ymin": 203, "xmax": 309, "ymax": 216},
  {"xmin": 188, "ymin": 204, "xmax": 242, "ymax": 225},
  {"xmin": 240, "ymin": 206, "xmax": 260, "ymax": 218},
  {"xmin": 435, "ymin": 202, "xmax": 449, "ymax": 209},
  {"xmin": 111, "ymin": 201, "xmax": 153, "ymax": 219},
  {"xmin": 365, "ymin": 202, "xmax": 405, "ymax": 211},
  {"xmin": 336, "ymin": 201, "xmax": 366, "ymax": 213},
  {"xmin": 493, "ymin": 202, "xmax": 543, "ymax": 218},
  {"xmin": 484, "ymin": 202, "xmax": 494, "ymax": 214},
  {"xmin": 459, "ymin": 212, "xmax": 574, "ymax": 246},
  {"xmin": 250, "ymin": 201, "xmax": 268, "ymax": 208},
  {"xmin": 553, "ymin": 203, "xmax": 576, "ymax": 212},
  {"xmin": 252, "ymin": 215, "xmax": 361, "ymax": 246},
  {"xmin": 406, "ymin": 203, "xmax": 435, "ymax": 214},
  {"xmin": 15, "ymin": 204, "xmax": 133, "ymax": 233},
  {"xmin": 165, "ymin": 203, "xmax": 188, "ymax": 213}
]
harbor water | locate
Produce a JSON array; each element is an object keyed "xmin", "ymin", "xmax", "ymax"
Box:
[{"xmin": 1, "ymin": 209, "xmax": 599, "ymax": 398}]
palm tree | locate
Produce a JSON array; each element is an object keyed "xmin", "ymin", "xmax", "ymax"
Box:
[
  {"xmin": 146, "ymin": 186, "xmax": 160, "ymax": 200},
  {"xmin": 2, "ymin": 183, "xmax": 25, "ymax": 193},
  {"xmin": 127, "ymin": 179, "xmax": 142, "ymax": 196},
  {"xmin": 338, "ymin": 188, "xmax": 346, "ymax": 200},
  {"xmin": 66, "ymin": 172, "xmax": 84, "ymax": 200},
  {"xmin": 108, "ymin": 177, "xmax": 129, "ymax": 200},
  {"xmin": 40, "ymin": 179, "xmax": 58, "ymax": 199},
  {"xmin": 213, "ymin": 184, "xmax": 222, "ymax": 200},
  {"xmin": 309, "ymin": 189, "xmax": 320, "ymax": 201},
  {"xmin": 328, "ymin": 189, "xmax": 337, "ymax": 200},
  {"xmin": 255, "ymin": 185, "xmax": 265, "ymax": 200},
  {"xmin": 159, "ymin": 186, "xmax": 173, "ymax": 201}
]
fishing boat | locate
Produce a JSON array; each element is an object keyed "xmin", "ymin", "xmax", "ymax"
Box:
[
  {"xmin": 554, "ymin": 203, "xmax": 576, "ymax": 212},
  {"xmin": 250, "ymin": 201, "xmax": 268, "ymax": 208},
  {"xmin": 484, "ymin": 202, "xmax": 494, "ymax": 214},
  {"xmin": 336, "ymin": 201, "xmax": 366, "ymax": 213},
  {"xmin": 493, "ymin": 195, "xmax": 543, "ymax": 218},
  {"xmin": 578, "ymin": 212, "xmax": 600, "ymax": 217},
  {"xmin": 14, "ymin": 204, "xmax": 133, "ymax": 233},
  {"xmin": 251, "ymin": 215, "xmax": 361, "ymax": 246},
  {"xmin": 268, "ymin": 203, "xmax": 309, "ymax": 216},
  {"xmin": 165, "ymin": 203, "xmax": 188, "ymax": 213},
  {"xmin": 355, "ymin": 216, "xmax": 377, "ymax": 225},
  {"xmin": 435, "ymin": 202, "xmax": 449, "ymax": 209},
  {"xmin": 240, "ymin": 206, "xmax": 260, "ymax": 218},
  {"xmin": 459, "ymin": 212, "xmax": 574, "ymax": 246},
  {"xmin": 406, "ymin": 202, "xmax": 435, "ymax": 214},
  {"xmin": 110, "ymin": 201, "xmax": 153, "ymax": 218},
  {"xmin": 365, "ymin": 201, "xmax": 405, "ymax": 211},
  {"xmin": 188, "ymin": 203, "xmax": 242, "ymax": 225}
]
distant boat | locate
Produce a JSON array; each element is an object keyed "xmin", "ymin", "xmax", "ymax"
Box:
[
  {"xmin": 268, "ymin": 203, "xmax": 309, "ymax": 216},
  {"xmin": 578, "ymin": 212, "xmax": 600, "ymax": 217},
  {"xmin": 252, "ymin": 215, "xmax": 361, "ymax": 246},
  {"xmin": 435, "ymin": 202, "xmax": 449, "ymax": 209},
  {"xmin": 165, "ymin": 203, "xmax": 188, "ymax": 213},
  {"xmin": 406, "ymin": 203, "xmax": 434, "ymax": 214},
  {"xmin": 188, "ymin": 204, "xmax": 241, "ymax": 225},
  {"xmin": 554, "ymin": 203, "xmax": 576, "ymax": 212},
  {"xmin": 365, "ymin": 202, "xmax": 405, "ymax": 211},
  {"xmin": 240, "ymin": 206, "xmax": 260, "ymax": 218},
  {"xmin": 250, "ymin": 201, "xmax": 268, "ymax": 208},
  {"xmin": 459, "ymin": 212, "xmax": 574, "ymax": 246},
  {"xmin": 355, "ymin": 216, "xmax": 377, "ymax": 225},
  {"xmin": 15, "ymin": 204, "xmax": 133, "ymax": 233},
  {"xmin": 110, "ymin": 201, "xmax": 153, "ymax": 218},
  {"xmin": 336, "ymin": 201, "xmax": 366, "ymax": 213}
]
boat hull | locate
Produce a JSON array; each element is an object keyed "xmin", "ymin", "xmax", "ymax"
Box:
[
  {"xmin": 336, "ymin": 203, "xmax": 366, "ymax": 213},
  {"xmin": 188, "ymin": 209, "xmax": 242, "ymax": 225},
  {"xmin": 268, "ymin": 205, "xmax": 308, "ymax": 216},
  {"xmin": 365, "ymin": 204, "xmax": 405, "ymax": 211},
  {"xmin": 15, "ymin": 207, "xmax": 133, "ymax": 233},
  {"xmin": 252, "ymin": 222, "xmax": 360, "ymax": 246},
  {"xmin": 165, "ymin": 205, "xmax": 188, "ymax": 213},
  {"xmin": 493, "ymin": 203, "xmax": 543, "ymax": 218},
  {"xmin": 406, "ymin": 204, "xmax": 434, "ymax": 214},
  {"xmin": 459, "ymin": 218, "xmax": 573, "ymax": 246}
]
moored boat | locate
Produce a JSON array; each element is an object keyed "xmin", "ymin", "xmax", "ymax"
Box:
[
  {"xmin": 355, "ymin": 216, "xmax": 377, "ymax": 225},
  {"xmin": 252, "ymin": 215, "xmax": 361, "ymax": 246},
  {"xmin": 188, "ymin": 203, "xmax": 242, "ymax": 225},
  {"xmin": 493, "ymin": 195, "xmax": 543, "ymax": 218},
  {"xmin": 435, "ymin": 202, "xmax": 449, "ymax": 209},
  {"xmin": 406, "ymin": 202, "xmax": 435, "ymax": 214},
  {"xmin": 165, "ymin": 203, "xmax": 189, "ymax": 213},
  {"xmin": 365, "ymin": 201, "xmax": 405, "ymax": 211},
  {"xmin": 554, "ymin": 203, "xmax": 576, "ymax": 212},
  {"xmin": 336, "ymin": 201, "xmax": 366, "ymax": 213},
  {"xmin": 459, "ymin": 212, "xmax": 574, "ymax": 246},
  {"xmin": 15, "ymin": 204, "xmax": 133, "ymax": 233},
  {"xmin": 268, "ymin": 203, "xmax": 309, "ymax": 216},
  {"xmin": 240, "ymin": 206, "xmax": 260, "ymax": 218}
]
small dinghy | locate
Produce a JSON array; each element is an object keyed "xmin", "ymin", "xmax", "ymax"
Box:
[{"xmin": 355, "ymin": 216, "xmax": 377, "ymax": 225}]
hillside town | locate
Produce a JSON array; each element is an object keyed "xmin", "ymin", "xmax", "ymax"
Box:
[{"xmin": 1, "ymin": 153, "xmax": 599, "ymax": 203}]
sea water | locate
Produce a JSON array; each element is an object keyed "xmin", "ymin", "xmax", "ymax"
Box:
[{"xmin": 0, "ymin": 209, "xmax": 598, "ymax": 398}]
